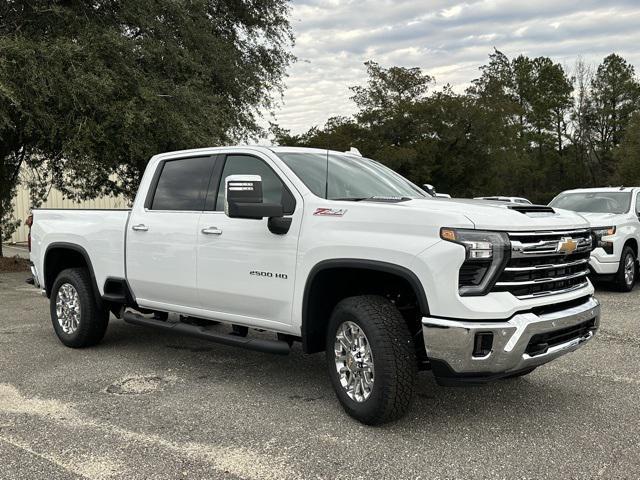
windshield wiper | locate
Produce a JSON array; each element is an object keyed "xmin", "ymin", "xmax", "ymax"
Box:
[{"xmin": 331, "ymin": 196, "xmax": 412, "ymax": 203}]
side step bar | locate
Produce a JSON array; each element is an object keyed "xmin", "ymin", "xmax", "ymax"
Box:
[{"xmin": 122, "ymin": 311, "xmax": 290, "ymax": 355}]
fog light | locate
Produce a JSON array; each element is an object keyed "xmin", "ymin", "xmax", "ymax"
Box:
[{"xmin": 473, "ymin": 332, "xmax": 493, "ymax": 357}]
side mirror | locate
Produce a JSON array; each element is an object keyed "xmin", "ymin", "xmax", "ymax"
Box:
[
  {"xmin": 422, "ymin": 183, "xmax": 436, "ymax": 196},
  {"xmin": 225, "ymin": 175, "xmax": 283, "ymax": 219}
]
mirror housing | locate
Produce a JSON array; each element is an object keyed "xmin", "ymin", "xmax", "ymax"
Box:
[
  {"xmin": 225, "ymin": 175, "xmax": 283, "ymax": 220},
  {"xmin": 422, "ymin": 183, "xmax": 436, "ymax": 196}
]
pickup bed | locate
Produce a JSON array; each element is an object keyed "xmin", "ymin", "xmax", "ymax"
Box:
[{"xmin": 29, "ymin": 146, "xmax": 600, "ymax": 424}]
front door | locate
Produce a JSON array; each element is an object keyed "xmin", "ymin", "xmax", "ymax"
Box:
[
  {"xmin": 196, "ymin": 153, "xmax": 301, "ymax": 329},
  {"xmin": 126, "ymin": 155, "xmax": 216, "ymax": 310}
]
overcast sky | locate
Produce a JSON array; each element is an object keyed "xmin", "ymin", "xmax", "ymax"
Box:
[{"xmin": 267, "ymin": 0, "xmax": 640, "ymax": 135}]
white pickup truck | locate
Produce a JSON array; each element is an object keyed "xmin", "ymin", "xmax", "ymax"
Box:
[
  {"xmin": 29, "ymin": 146, "xmax": 600, "ymax": 424},
  {"xmin": 550, "ymin": 187, "xmax": 640, "ymax": 291}
]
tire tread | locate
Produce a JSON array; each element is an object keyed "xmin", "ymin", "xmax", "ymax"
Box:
[
  {"xmin": 326, "ymin": 295, "xmax": 417, "ymax": 425},
  {"xmin": 50, "ymin": 268, "xmax": 109, "ymax": 348}
]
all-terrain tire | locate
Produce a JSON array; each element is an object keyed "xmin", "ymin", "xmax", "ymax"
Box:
[
  {"xmin": 325, "ymin": 295, "xmax": 417, "ymax": 425},
  {"xmin": 50, "ymin": 268, "xmax": 109, "ymax": 348},
  {"xmin": 614, "ymin": 246, "xmax": 636, "ymax": 292}
]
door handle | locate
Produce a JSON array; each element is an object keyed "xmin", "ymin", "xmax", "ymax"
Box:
[
  {"xmin": 132, "ymin": 224, "xmax": 149, "ymax": 232},
  {"xmin": 201, "ymin": 227, "xmax": 223, "ymax": 235}
]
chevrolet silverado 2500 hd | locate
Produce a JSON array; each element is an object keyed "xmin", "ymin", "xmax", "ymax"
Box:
[
  {"xmin": 29, "ymin": 146, "xmax": 600, "ymax": 424},
  {"xmin": 550, "ymin": 187, "xmax": 640, "ymax": 291}
]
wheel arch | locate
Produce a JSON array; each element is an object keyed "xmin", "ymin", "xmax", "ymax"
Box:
[
  {"xmin": 44, "ymin": 242, "xmax": 101, "ymax": 305},
  {"xmin": 301, "ymin": 259, "xmax": 429, "ymax": 354},
  {"xmin": 623, "ymin": 237, "xmax": 638, "ymax": 257}
]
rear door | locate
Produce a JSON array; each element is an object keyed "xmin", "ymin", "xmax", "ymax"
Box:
[
  {"xmin": 196, "ymin": 153, "xmax": 302, "ymax": 328},
  {"xmin": 126, "ymin": 155, "xmax": 217, "ymax": 310}
]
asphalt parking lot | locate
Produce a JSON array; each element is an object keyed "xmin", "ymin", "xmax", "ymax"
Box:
[{"xmin": 1, "ymin": 271, "xmax": 639, "ymax": 479}]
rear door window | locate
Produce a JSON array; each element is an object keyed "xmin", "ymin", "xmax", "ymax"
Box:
[{"xmin": 151, "ymin": 157, "xmax": 215, "ymax": 211}]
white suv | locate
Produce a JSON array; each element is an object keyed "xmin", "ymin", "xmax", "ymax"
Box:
[{"xmin": 549, "ymin": 187, "xmax": 640, "ymax": 291}]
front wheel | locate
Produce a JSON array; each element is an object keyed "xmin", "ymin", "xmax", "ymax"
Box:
[
  {"xmin": 325, "ymin": 295, "xmax": 417, "ymax": 425},
  {"xmin": 615, "ymin": 246, "xmax": 636, "ymax": 292},
  {"xmin": 50, "ymin": 268, "xmax": 109, "ymax": 348}
]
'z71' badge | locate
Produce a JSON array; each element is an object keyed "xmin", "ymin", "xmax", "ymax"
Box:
[{"xmin": 313, "ymin": 208, "xmax": 347, "ymax": 217}]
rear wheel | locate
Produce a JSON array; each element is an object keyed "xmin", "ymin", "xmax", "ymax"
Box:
[
  {"xmin": 614, "ymin": 246, "xmax": 636, "ymax": 292},
  {"xmin": 50, "ymin": 268, "xmax": 109, "ymax": 348},
  {"xmin": 325, "ymin": 295, "xmax": 417, "ymax": 425}
]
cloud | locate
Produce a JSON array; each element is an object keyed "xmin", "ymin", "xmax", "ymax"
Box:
[{"xmin": 265, "ymin": 0, "xmax": 640, "ymax": 135}]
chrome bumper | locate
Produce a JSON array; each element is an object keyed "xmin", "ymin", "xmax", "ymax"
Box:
[{"xmin": 422, "ymin": 296, "xmax": 600, "ymax": 381}]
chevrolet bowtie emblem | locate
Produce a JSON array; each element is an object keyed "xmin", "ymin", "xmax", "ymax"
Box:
[{"xmin": 557, "ymin": 237, "xmax": 578, "ymax": 254}]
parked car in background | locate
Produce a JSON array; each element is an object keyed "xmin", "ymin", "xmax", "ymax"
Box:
[
  {"xmin": 549, "ymin": 187, "xmax": 640, "ymax": 291},
  {"xmin": 421, "ymin": 183, "xmax": 451, "ymax": 198},
  {"xmin": 474, "ymin": 196, "xmax": 532, "ymax": 205}
]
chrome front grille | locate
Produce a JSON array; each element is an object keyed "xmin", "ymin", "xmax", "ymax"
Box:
[{"xmin": 494, "ymin": 229, "xmax": 592, "ymax": 299}]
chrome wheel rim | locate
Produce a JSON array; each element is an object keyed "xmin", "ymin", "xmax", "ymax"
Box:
[
  {"xmin": 56, "ymin": 283, "xmax": 81, "ymax": 334},
  {"xmin": 625, "ymin": 254, "xmax": 635, "ymax": 285},
  {"xmin": 334, "ymin": 321, "xmax": 374, "ymax": 402}
]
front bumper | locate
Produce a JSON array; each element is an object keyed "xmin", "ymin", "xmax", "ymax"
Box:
[
  {"xmin": 589, "ymin": 249, "xmax": 619, "ymax": 275},
  {"xmin": 422, "ymin": 296, "xmax": 600, "ymax": 385}
]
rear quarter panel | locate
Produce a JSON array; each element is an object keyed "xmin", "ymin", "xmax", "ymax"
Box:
[{"xmin": 31, "ymin": 209, "xmax": 130, "ymax": 295}]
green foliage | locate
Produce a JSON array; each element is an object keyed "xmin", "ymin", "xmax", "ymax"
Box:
[
  {"xmin": 587, "ymin": 54, "xmax": 640, "ymax": 179},
  {"xmin": 616, "ymin": 113, "xmax": 640, "ymax": 184},
  {"xmin": 273, "ymin": 51, "xmax": 640, "ymax": 204},
  {"xmin": 0, "ymin": 0, "xmax": 293, "ymax": 252}
]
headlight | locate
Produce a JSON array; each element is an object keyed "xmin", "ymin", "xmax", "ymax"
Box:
[
  {"xmin": 440, "ymin": 228, "xmax": 510, "ymax": 296},
  {"xmin": 591, "ymin": 226, "xmax": 615, "ymax": 254}
]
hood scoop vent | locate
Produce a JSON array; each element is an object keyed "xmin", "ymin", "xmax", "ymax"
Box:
[{"xmin": 507, "ymin": 205, "xmax": 556, "ymax": 216}]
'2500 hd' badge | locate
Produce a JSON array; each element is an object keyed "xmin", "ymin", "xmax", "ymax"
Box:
[{"xmin": 313, "ymin": 208, "xmax": 347, "ymax": 217}]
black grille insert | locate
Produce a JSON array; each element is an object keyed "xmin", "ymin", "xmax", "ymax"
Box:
[{"xmin": 525, "ymin": 318, "xmax": 596, "ymax": 356}]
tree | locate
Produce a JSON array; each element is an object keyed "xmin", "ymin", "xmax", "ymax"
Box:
[
  {"xmin": 0, "ymin": 0, "xmax": 293, "ymax": 256},
  {"xmin": 272, "ymin": 51, "xmax": 639, "ymax": 205},
  {"xmin": 587, "ymin": 53, "xmax": 640, "ymax": 178},
  {"xmin": 616, "ymin": 113, "xmax": 640, "ymax": 184},
  {"xmin": 568, "ymin": 59, "xmax": 598, "ymax": 186},
  {"xmin": 351, "ymin": 61, "xmax": 433, "ymax": 148}
]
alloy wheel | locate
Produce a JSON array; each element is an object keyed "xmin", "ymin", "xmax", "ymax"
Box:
[
  {"xmin": 334, "ymin": 321, "xmax": 375, "ymax": 402},
  {"xmin": 56, "ymin": 283, "xmax": 81, "ymax": 334},
  {"xmin": 624, "ymin": 253, "xmax": 635, "ymax": 286}
]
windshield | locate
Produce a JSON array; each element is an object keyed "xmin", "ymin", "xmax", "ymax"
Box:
[
  {"xmin": 275, "ymin": 152, "xmax": 426, "ymax": 200},
  {"xmin": 549, "ymin": 192, "xmax": 632, "ymax": 214}
]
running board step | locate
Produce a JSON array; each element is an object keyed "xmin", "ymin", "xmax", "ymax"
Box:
[{"xmin": 122, "ymin": 311, "xmax": 290, "ymax": 355}]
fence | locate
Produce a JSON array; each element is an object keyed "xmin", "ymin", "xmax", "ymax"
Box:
[{"xmin": 8, "ymin": 185, "xmax": 128, "ymax": 243}]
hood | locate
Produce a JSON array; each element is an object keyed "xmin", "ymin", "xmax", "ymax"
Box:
[
  {"xmin": 398, "ymin": 198, "xmax": 589, "ymax": 231},
  {"xmin": 574, "ymin": 211, "xmax": 625, "ymax": 227}
]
